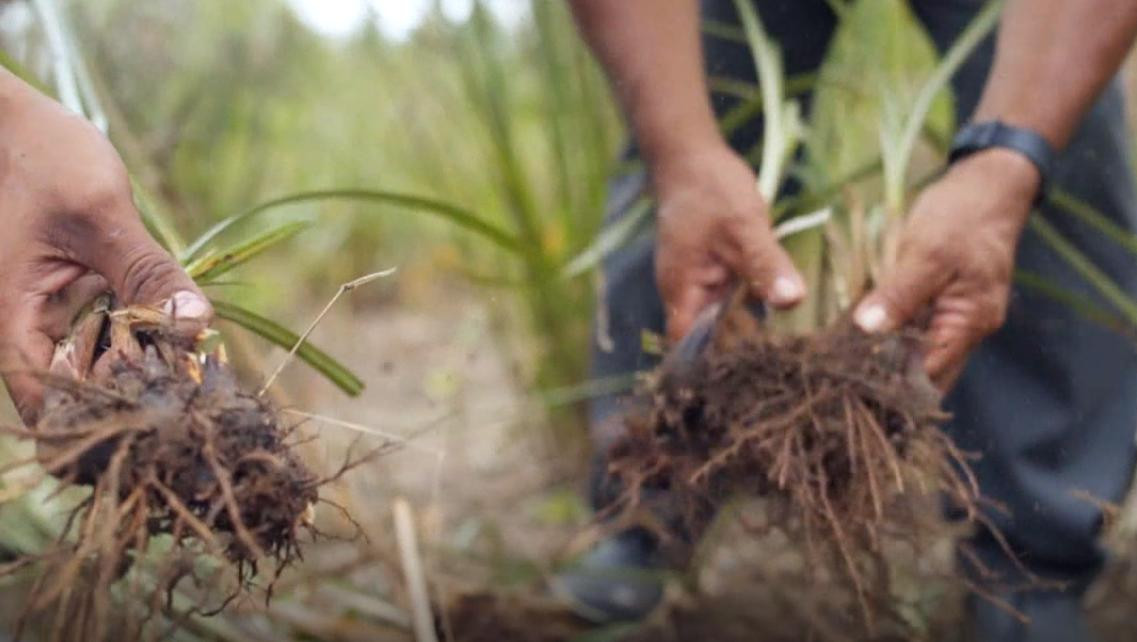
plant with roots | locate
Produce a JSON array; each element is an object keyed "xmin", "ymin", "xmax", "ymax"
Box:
[{"xmin": 0, "ymin": 265, "xmax": 416, "ymax": 642}]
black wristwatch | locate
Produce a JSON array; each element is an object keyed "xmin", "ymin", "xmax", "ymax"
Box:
[{"xmin": 948, "ymin": 120, "xmax": 1054, "ymax": 200}]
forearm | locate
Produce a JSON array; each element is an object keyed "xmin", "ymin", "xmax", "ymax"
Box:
[
  {"xmin": 974, "ymin": 0, "xmax": 1137, "ymax": 150},
  {"xmin": 568, "ymin": 0, "xmax": 722, "ymax": 166}
]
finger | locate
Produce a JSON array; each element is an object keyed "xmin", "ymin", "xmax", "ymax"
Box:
[
  {"xmin": 1, "ymin": 325, "xmax": 56, "ymax": 426},
  {"xmin": 62, "ymin": 206, "xmax": 212, "ymax": 334},
  {"xmin": 38, "ymin": 272, "xmax": 109, "ymax": 344},
  {"xmin": 731, "ymin": 224, "xmax": 805, "ymax": 310},
  {"xmin": 923, "ymin": 319, "xmax": 974, "ymax": 390},
  {"xmin": 931, "ymin": 359, "xmax": 967, "ymax": 393},
  {"xmin": 925, "ymin": 341, "xmax": 968, "ymax": 392},
  {"xmin": 665, "ymin": 283, "xmax": 713, "ymax": 345},
  {"xmin": 854, "ymin": 248, "xmax": 948, "ymax": 334},
  {"xmin": 2, "ymin": 269, "xmax": 107, "ymax": 425}
]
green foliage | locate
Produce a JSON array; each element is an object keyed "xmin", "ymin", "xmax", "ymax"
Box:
[
  {"xmin": 182, "ymin": 188, "xmax": 525, "ymax": 261},
  {"xmin": 805, "ymin": 0, "xmax": 952, "ymax": 188},
  {"xmin": 187, "ymin": 220, "xmax": 312, "ymax": 282},
  {"xmin": 212, "ymin": 300, "xmax": 365, "ymax": 396},
  {"xmin": 71, "ymin": 1, "xmax": 621, "ymax": 434}
]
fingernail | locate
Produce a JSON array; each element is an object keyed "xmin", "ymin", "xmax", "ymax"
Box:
[
  {"xmin": 769, "ymin": 277, "xmax": 803, "ymax": 305},
  {"xmin": 855, "ymin": 303, "xmax": 889, "ymax": 333},
  {"xmin": 163, "ymin": 291, "xmax": 210, "ymax": 320}
]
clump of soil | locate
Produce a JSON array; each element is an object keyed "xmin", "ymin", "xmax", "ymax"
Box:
[
  {"xmin": 3, "ymin": 299, "xmax": 321, "ymax": 641},
  {"xmin": 605, "ymin": 297, "xmax": 992, "ymax": 629}
]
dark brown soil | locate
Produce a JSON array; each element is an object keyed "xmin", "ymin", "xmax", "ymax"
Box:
[
  {"xmin": 4, "ymin": 301, "xmax": 319, "ymax": 641},
  {"xmin": 603, "ymin": 298, "xmax": 990, "ymax": 632},
  {"xmin": 441, "ymin": 576, "xmax": 962, "ymax": 642},
  {"xmin": 442, "ymin": 592, "xmax": 590, "ymax": 642}
]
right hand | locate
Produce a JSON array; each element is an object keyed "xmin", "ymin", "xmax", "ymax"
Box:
[
  {"xmin": 652, "ymin": 143, "xmax": 805, "ymax": 342},
  {"xmin": 0, "ymin": 69, "xmax": 211, "ymax": 426}
]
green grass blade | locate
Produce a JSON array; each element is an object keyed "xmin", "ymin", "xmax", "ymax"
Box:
[
  {"xmin": 0, "ymin": 48, "xmax": 53, "ymax": 95},
  {"xmin": 135, "ymin": 187, "xmax": 186, "ymax": 255},
  {"xmin": 561, "ymin": 198, "xmax": 653, "ymax": 278},
  {"xmin": 733, "ymin": 0, "xmax": 801, "ymax": 200},
  {"xmin": 701, "ymin": 19, "xmax": 745, "ymax": 44},
  {"xmin": 188, "ymin": 221, "xmax": 311, "ymax": 282},
  {"xmin": 1029, "ymin": 215, "xmax": 1137, "ymax": 326},
  {"xmin": 715, "ymin": 72, "xmax": 817, "ymax": 137},
  {"xmin": 772, "ymin": 156, "xmax": 884, "ymax": 220},
  {"xmin": 460, "ymin": 4, "xmax": 546, "ymax": 257},
  {"xmin": 212, "ymin": 300, "xmax": 364, "ymax": 397},
  {"xmin": 538, "ymin": 374, "xmax": 638, "ymax": 409},
  {"xmin": 1048, "ymin": 189, "xmax": 1137, "ymax": 255},
  {"xmin": 1014, "ymin": 270, "xmax": 1133, "ymax": 338},
  {"xmin": 883, "ymin": 0, "xmax": 1002, "ymax": 208},
  {"xmin": 532, "ymin": 0, "xmax": 577, "ymax": 230},
  {"xmin": 708, "ymin": 76, "xmax": 763, "ymax": 101},
  {"xmin": 182, "ymin": 189, "xmax": 523, "ymax": 263}
]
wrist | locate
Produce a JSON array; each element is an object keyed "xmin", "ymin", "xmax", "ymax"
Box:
[
  {"xmin": 638, "ymin": 116, "xmax": 724, "ymax": 168},
  {"xmin": 647, "ymin": 137, "xmax": 737, "ymax": 186},
  {"xmin": 948, "ymin": 148, "xmax": 1040, "ymax": 225}
]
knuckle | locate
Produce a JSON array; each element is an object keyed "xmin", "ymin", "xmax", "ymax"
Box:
[
  {"xmin": 117, "ymin": 247, "xmax": 182, "ymax": 304},
  {"xmin": 725, "ymin": 200, "xmax": 769, "ymax": 227},
  {"xmin": 985, "ymin": 302, "xmax": 1008, "ymax": 333},
  {"xmin": 919, "ymin": 241, "xmax": 952, "ymax": 269},
  {"xmin": 70, "ymin": 169, "xmax": 132, "ymax": 217},
  {"xmin": 737, "ymin": 233, "xmax": 771, "ymax": 264}
]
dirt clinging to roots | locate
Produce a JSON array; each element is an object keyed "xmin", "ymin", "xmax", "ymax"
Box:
[
  {"xmin": 4, "ymin": 301, "xmax": 320, "ymax": 641},
  {"xmin": 606, "ymin": 302, "xmax": 991, "ymax": 629}
]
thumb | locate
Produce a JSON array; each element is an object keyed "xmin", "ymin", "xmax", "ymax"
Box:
[
  {"xmin": 854, "ymin": 249, "xmax": 946, "ymax": 334},
  {"xmin": 730, "ymin": 224, "xmax": 805, "ymax": 310},
  {"xmin": 73, "ymin": 210, "xmax": 212, "ymax": 332}
]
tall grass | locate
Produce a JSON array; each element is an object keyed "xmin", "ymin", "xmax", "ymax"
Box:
[{"xmin": 80, "ymin": 0, "xmax": 621, "ymax": 434}]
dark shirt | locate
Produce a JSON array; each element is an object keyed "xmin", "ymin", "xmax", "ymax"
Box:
[{"xmin": 699, "ymin": 0, "xmax": 839, "ymax": 154}]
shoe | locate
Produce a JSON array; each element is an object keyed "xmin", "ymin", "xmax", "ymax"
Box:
[
  {"xmin": 969, "ymin": 589, "xmax": 1098, "ymax": 642},
  {"xmin": 551, "ymin": 529, "xmax": 665, "ymax": 624}
]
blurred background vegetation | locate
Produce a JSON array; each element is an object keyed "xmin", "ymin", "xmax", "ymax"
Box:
[
  {"xmin": 2, "ymin": 0, "xmax": 627, "ymax": 441},
  {"xmin": 1, "ymin": 0, "xmax": 1137, "ymax": 639}
]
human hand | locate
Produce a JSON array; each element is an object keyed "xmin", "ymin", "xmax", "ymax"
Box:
[
  {"xmin": 854, "ymin": 148, "xmax": 1041, "ymax": 389},
  {"xmin": 652, "ymin": 143, "xmax": 805, "ymax": 343},
  {"xmin": 0, "ymin": 70, "xmax": 210, "ymax": 425}
]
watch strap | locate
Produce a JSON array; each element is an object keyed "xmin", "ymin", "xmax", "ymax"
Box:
[{"xmin": 949, "ymin": 120, "xmax": 1054, "ymax": 198}]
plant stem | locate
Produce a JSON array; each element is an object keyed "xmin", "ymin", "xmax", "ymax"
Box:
[
  {"xmin": 393, "ymin": 498, "xmax": 438, "ymax": 642},
  {"xmin": 882, "ymin": 0, "xmax": 1003, "ymax": 213}
]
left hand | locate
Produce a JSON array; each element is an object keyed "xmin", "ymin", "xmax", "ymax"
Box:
[
  {"xmin": 853, "ymin": 148, "xmax": 1041, "ymax": 389},
  {"xmin": 0, "ymin": 71, "xmax": 211, "ymax": 426}
]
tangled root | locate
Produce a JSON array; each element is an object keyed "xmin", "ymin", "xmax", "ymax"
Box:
[
  {"xmin": 2, "ymin": 299, "xmax": 322, "ymax": 641},
  {"xmin": 607, "ymin": 300, "xmax": 997, "ymax": 631}
]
